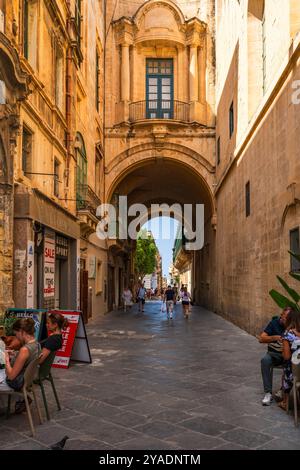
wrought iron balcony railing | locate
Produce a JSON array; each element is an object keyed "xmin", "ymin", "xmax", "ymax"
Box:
[
  {"xmin": 129, "ymin": 100, "xmax": 189, "ymax": 123},
  {"xmin": 76, "ymin": 184, "xmax": 101, "ymax": 215}
]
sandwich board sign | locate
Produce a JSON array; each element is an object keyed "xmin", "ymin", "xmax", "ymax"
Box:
[{"xmin": 48, "ymin": 310, "xmax": 92, "ymax": 369}]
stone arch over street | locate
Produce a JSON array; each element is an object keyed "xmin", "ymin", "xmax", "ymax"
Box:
[
  {"xmin": 105, "ymin": 145, "xmax": 216, "ymax": 306},
  {"xmin": 105, "ymin": 142, "xmax": 216, "ymax": 210}
]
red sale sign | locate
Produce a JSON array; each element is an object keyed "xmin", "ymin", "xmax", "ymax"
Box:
[{"xmin": 48, "ymin": 311, "xmax": 80, "ymax": 369}]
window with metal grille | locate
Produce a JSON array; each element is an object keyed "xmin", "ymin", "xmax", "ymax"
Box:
[
  {"xmin": 54, "ymin": 159, "xmax": 60, "ymax": 197},
  {"xmin": 229, "ymin": 101, "xmax": 234, "ymax": 138},
  {"xmin": 217, "ymin": 136, "xmax": 221, "ymax": 165},
  {"xmin": 245, "ymin": 181, "xmax": 250, "ymax": 217},
  {"xmin": 76, "ymin": 132, "xmax": 87, "ymax": 210},
  {"xmin": 290, "ymin": 228, "xmax": 300, "ymax": 272},
  {"xmin": 146, "ymin": 59, "xmax": 173, "ymax": 119}
]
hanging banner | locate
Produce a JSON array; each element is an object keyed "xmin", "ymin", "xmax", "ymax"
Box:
[
  {"xmin": 48, "ymin": 310, "xmax": 91, "ymax": 369},
  {"xmin": 27, "ymin": 241, "xmax": 34, "ymax": 308},
  {"xmin": 44, "ymin": 238, "xmax": 55, "ymax": 298}
]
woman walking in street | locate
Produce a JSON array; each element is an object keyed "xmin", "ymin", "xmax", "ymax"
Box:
[{"xmin": 181, "ymin": 286, "xmax": 192, "ymax": 319}]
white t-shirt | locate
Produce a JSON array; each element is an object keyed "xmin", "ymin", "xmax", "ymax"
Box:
[
  {"xmin": 138, "ymin": 287, "xmax": 146, "ymax": 299},
  {"xmin": 181, "ymin": 292, "xmax": 191, "ymax": 302},
  {"xmin": 123, "ymin": 289, "xmax": 132, "ymax": 303}
]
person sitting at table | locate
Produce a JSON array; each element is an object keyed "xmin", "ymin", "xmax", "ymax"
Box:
[
  {"xmin": 14, "ymin": 312, "xmax": 68, "ymax": 414},
  {"xmin": 0, "ymin": 318, "xmax": 40, "ymax": 394},
  {"xmin": 278, "ymin": 309, "xmax": 300, "ymax": 410},
  {"xmin": 39, "ymin": 312, "xmax": 67, "ymax": 364}
]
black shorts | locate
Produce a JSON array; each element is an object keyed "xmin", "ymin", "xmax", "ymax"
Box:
[
  {"xmin": 138, "ymin": 298, "xmax": 145, "ymax": 304},
  {"xmin": 182, "ymin": 301, "xmax": 189, "ymax": 306}
]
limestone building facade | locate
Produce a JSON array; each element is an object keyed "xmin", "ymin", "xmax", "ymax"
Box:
[
  {"xmin": 1, "ymin": 0, "xmax": 300, "ymax": 336},
  {"xmin": 207, "ymin": 0, "xmax": 300, "ymax": 333},
  {"xmin": 0, "ymin": 0, "xmax": 107, "ymax": 320}
]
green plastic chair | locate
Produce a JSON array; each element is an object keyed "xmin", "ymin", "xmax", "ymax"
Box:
[{"xmin": 34, "ymin": 351, "xmax": 61, "ymax": 421}]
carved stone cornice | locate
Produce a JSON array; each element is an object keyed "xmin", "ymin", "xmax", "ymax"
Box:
[
  {"xmin": 113, "ymin": 17, "xmax": 134, "ymax": 46},
  {"xmin": 185, "ymin": 18, "xmax": 207, "ymax": 47}
]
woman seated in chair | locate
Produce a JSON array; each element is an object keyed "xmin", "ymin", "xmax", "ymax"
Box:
[
  {"xmin": 278, "ymin": 310, "xmax": 300, "ymax": 410},
  {"xmin": 2, "ymin": 318, "xmax": 40, "ymax": 393},
  {"xmin": 14, "ymin": 312, "xmax": 68, "ymax": 414},
  {"xmin": 39, "ymin": 312, "xmax": 68, "ymax": 364}
]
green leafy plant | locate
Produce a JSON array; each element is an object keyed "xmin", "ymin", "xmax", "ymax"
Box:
[
  {"xmin": 3, "ymin": 314, "xmax": 17, "ymax": 336},
  {"xmin": 269, "ymin": 251, "xmax": 300, "ymax": 311},
  {"xmin": 134, "ymin": 229, "xmax": 157, "ymax": 280}
]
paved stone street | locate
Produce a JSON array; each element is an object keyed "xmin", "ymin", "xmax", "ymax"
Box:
[{"xmin": 1, "ymin": 302, "xmax": 300, "ymax": 450}]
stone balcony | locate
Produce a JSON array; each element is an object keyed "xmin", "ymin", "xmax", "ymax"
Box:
[
  {"xmin": 77, "ymin": 185, "xmax": 101, "ymax": 239},
  {"xmin": 173, "ymin": 235, "xmax": 192, "ymax": 272},
  {"xmin": 129, "ymin": 100, "xmax": 190, "ymax": 123}
]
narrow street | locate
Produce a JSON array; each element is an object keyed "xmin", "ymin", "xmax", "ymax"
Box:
[{"xmin": 1, "ymin": 302, "xmax": 300, "ymax": 450}]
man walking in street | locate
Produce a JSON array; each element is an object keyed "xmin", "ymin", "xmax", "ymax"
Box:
[
  {"xmin": 259, "ymin": 306, "xmax": 291, "ymax": 405},
  {"xmin": 164, "ymin": 285, "xmax": 176, "ymax": 320}
]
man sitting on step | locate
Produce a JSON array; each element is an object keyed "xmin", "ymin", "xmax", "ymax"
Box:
[{"xmin": 259, "ymin": 306, "xmax": 292, "ymax": 406}]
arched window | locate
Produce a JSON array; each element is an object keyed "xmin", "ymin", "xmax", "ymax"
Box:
[
  {"xmin": 75, "ymin": 132, "xmax": 87, "ymax": 209},
  {"xmin": 247, "ymin": 0, "xmax": 265, "ymax": 120}
]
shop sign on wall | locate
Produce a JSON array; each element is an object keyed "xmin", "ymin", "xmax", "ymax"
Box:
[
  {"xmin": 27, "ymin": 241, "xmax": 34, "ymax": 308},
  {"xmin": 44, "ymin": 238, "xmax": 55, "ymax": 298}
]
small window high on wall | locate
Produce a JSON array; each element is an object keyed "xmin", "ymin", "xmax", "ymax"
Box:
[
  {"xmin": 290, "ymin": 228, "xmax": 300, "ymax": 272},
  {"xmin": 245, "ymin": 181, "xmax": 250, "ymax": 217}
]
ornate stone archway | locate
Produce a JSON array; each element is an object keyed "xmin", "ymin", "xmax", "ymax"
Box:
[{"xmin": 105, "ymin": 141, "xmax": 216, "ymax": 216}]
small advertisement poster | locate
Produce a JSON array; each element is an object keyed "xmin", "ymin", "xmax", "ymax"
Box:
[
  {"xmin": 4, "ymin": 309, "xmax": 47, "ymax": 341},
  {"xmin": 88, "ymin": 256, "xmax": 96, "ymax": 279},
  {"xmin": 50, "ymin": 311, "xmax": 80, "ymax": 369},
  {"xmin": 44, "ymin": 238, "xmax": 55, "ymax": 298},
  {"xmin": 27, "ymin": 241, "xmax": 34, "ymax": 308}
]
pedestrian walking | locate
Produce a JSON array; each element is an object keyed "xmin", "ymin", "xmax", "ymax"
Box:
[
  {"xmin": 122, "ymin": 287, "xmax": 133, "ymax": 312},
  {"xmin": 181, "ymin": 286, "xmax": 192, "ymax": 319},
  {"xmin": 164, "ymin": 285, "xmax": 176, "ymax": 320},
  {"xmin": 137, "ymin": 283, "xmax": 146, "ymax": 313}
]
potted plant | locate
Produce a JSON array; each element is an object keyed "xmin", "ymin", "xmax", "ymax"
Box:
[{"xmin": 269, "ymin": 251, "xmax": 300, "ymax": 310}]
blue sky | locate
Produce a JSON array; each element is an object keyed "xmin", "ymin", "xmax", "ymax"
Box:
[{"xmin": 143, "ymin": 217, "xmax": 179, "ymax": 277}]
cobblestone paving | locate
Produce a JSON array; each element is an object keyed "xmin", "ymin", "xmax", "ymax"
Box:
[{"xmin": 1, "ymin": 302, "xmax": 300, "ymax": 450}]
